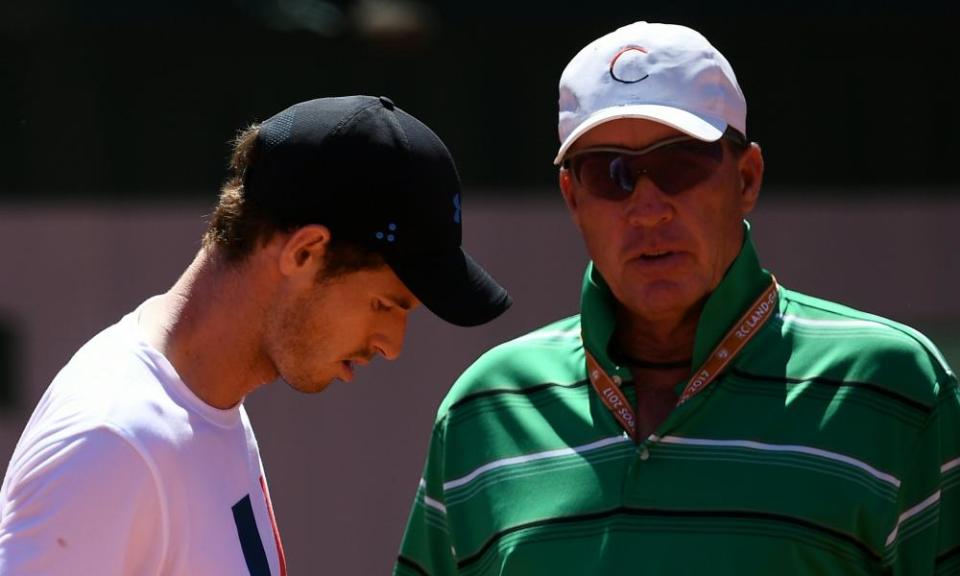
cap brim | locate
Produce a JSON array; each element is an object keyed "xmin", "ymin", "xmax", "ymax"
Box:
[
  {"xmin": 554, "ymin": 104, "xmax": 726, "ymax": 164},
  {"xmin": 385, "ymin": 248, "xmax": 511, "ymax": 327}
]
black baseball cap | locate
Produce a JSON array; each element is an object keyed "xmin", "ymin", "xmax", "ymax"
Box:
[{"xmin": 242, "ymin": 95, "xmax": 511, "ymax": 327}]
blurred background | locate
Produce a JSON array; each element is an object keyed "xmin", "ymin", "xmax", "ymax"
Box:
[{"xmin": 1, "ymin": 0, "xmax": 958, "ymax": 573}]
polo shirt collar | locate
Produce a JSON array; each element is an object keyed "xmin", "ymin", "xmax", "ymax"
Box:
[{"xmin": 580, "ymin": 221, "xmax": 772, "ymax": 379}]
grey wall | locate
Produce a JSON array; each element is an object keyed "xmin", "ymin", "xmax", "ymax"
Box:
[{"xmin": 1, "ymin": 194, "xmax": 958, "ymax": 573}]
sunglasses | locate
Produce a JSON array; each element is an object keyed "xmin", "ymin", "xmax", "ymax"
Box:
[{"xmin": 564, "ymin": 132, "xmax": 746, "ymax": 201}]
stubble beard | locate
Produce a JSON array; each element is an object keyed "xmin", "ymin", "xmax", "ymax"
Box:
[{"xmin": 264, "ymin": 289, "xmax": 336, "ymax": 395}]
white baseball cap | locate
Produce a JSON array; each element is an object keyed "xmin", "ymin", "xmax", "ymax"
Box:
[{"xmin": 555, "ymin": 21, "xmax": 747, "ymax": 165}]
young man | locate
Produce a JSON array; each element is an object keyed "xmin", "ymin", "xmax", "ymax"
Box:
[
  {"xmin": 0, "ymin": 95, "xmax": 511, "ymax": 575},
  {"xmin": 395, "ymin": 22, "xmax": 960, "ymax": 575}
]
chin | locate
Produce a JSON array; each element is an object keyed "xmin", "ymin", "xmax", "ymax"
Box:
[
  {"xmin": 624, "ymin": 281, "xmax": 704, "ymax": 316},
  {"xmin": 283, "ymin": 374, "xmax": 334, "ymax": 395}
]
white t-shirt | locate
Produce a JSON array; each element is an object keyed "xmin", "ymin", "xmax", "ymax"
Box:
[{"xmin": 0, "ymin": 303, "xmax": 287, "ymax": 575}]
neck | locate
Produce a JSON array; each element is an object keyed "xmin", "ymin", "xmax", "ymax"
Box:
[
  {"xmin": 139, "ymin": 247, "xmax": 277, "ymax": 409},
  {"xmin": 613, "ymin": 299, "xmax": 704, "ymax": 366}
]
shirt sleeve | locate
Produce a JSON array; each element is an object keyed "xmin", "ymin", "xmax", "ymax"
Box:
[
  {"xmin": 395, "ymin": 422, "xmax": 459, "ymax": 576},
  {"xmin": 0, "ymin": 426, "xmax": 165, "ymax": 575},
  {"xmin": 887, "ymin": 373, "xmax": 960, "ymax": 575}
]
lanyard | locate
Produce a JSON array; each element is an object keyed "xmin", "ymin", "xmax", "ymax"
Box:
[{"xmin": 586, "ymin": 278, "xmax": 778, "ymax": 441}]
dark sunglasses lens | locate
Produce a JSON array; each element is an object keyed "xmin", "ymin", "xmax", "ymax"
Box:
[
  {"xmin": 645, "ymin": 141, "xmax": 722, "ymax": 193},
  {"xmin": 573, "ymin": 140, "xmax": 725, "ymax": 199},
  {"xmin": 573, "ymin": 153, "xmax": 634, "ymax": 200}
]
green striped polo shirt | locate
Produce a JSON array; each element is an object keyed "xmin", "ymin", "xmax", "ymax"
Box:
[{"xmin": 395, "ymin": 227, "xmax": 960, "ymax": 576}]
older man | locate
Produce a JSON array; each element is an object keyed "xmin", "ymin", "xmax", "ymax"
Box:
[
  {"xmin": 0, "ymin": 95, "xmax": 510, "ymax": 575},
  {"xmin": 395, "ymin": 22, "xmax": 959, "ymax": 575}
]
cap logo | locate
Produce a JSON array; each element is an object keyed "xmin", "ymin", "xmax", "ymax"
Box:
[
  {"xmin": 609, "ymin": 46, "xmax": 650, "ymax": 84},
  {"xmin": 453, "ymin": 193, "xmax": 461, "ymax": 224},
  {"xmin": 375, "ymin": 222, "xmax": 398, "ymax": 243}
]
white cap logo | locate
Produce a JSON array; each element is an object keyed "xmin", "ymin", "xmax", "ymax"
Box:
[{"xmin": 609, "ymin": 46, "xmax": 649, "ymax": 84}]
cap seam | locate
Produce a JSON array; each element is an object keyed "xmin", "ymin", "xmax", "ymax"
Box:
[
  {"xmin": 323, "ymin": 98, "xmax": 387, "ymax": 146},
  {"xmin": 323, "ymin": 98, "xmax": 412, "ymax": 162}
]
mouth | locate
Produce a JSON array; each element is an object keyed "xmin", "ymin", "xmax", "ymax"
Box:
[
  {"xmin": 629, "ymin": 249, "xmax": 688, "ymax": 270},
  {"xmin": 339, "ymin": 355, "xmax": 373, "ymax": 383},
  {"xmin": 639, "ymin": 250, "xmax": 674, "ymax": 260},
  {"xmin": 340, "ymin": 360, "xmax": 355, "ymax": 382}
]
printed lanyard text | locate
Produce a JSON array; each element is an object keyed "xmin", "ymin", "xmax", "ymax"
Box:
[{"xmin": 586, "ymin": 279, "xmax": 778, "ymax": 441}]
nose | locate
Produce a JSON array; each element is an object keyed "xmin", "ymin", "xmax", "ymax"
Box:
[
  {"xmin": 372, "ymin": 312, "xmax": 409, "ymax": 361},
  {"xmin": 623, "ymin": 176, "xmax": 673, "ymax": 228}
]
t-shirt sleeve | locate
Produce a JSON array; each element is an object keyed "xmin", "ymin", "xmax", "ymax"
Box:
[{"xmin": 0, "ymin": 426, "xmax": 165, "ymax": 575}]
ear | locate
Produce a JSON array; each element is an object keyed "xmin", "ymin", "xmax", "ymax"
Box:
[
  {"xmin": 559, "ymin": 167, "xmax": 583, "ymax": 227},
  {"xmin": 277, "ymin": 224, "xmax": 332, "ymax": 278},
  {"xmin": 737, "ymin": 143, "xmax": 764, "ymax": 216}
]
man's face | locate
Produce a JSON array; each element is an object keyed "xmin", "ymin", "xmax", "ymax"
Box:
[
  {"xmin": 264, "ymin": 264, "xmax": 419, "ymax": 393},
  {"xmin": 559, "ymin": 118, "xmax": 763, "ymax": 323}
]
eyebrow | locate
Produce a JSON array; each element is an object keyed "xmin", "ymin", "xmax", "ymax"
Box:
[{"xmin": 385, "ymin": 293, "xmax": 416, "ymax": 311}]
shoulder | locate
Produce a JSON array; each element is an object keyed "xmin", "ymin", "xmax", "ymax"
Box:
[
  {"xmin": 437, "ymin": 315, "xmax": 585, "ymax": 416},
  {"xmin": 21, "ymin": 315, "xmax": 190, "ymax": 471},
  {"xmin": 774, "ymin": 288, "xmax": 955, "ymax": 405}
]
